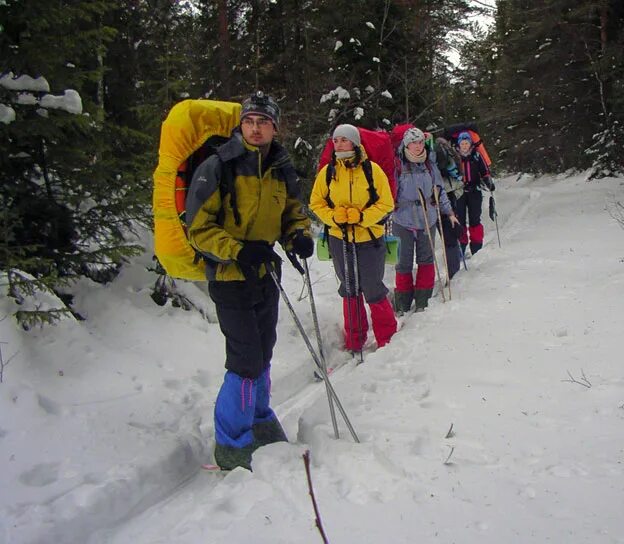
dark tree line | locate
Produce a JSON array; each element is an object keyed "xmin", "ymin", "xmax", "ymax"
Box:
[
  {"xmin": 1, "ymin": 0, "xmax": 622, "ymax": 325},
  {"xmin": 456, "ymin": 0, "xmax": 624, "ymax": 176}
]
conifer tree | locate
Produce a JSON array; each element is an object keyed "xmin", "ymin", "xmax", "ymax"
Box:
[
  {"xmin": 460, "ymin": 0, "xmax": 623, "ymax": 176},
  {"xmin": 0, "ymin": 0, "xmax": 148, "ymax": 326}
]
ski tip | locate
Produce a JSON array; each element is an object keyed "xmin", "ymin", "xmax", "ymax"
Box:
[
  {"xmin": 313, "ymin": 367, "xmax": 335, "ymax": 381},
  {"xmin": 201, "ymin": 463, "xmax": 224, "ymax": 472}
]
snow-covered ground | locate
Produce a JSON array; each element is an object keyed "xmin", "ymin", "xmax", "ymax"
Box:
[{"xmin": 1, "ymin": 172, "xmax": 623, "ymax": 544}]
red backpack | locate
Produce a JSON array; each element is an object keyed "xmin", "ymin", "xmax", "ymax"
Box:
[
  {"xmin": 318, "ymin": 127, "xmax": 397, "ymax": 199},
  {"xmin": 390, "ymin": 123, "xmax": 436, "ymax": 179}
]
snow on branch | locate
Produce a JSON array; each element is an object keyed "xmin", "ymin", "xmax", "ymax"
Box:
[
  {"xmin": 0, "ymin": 71, "xmax": 83, "ymax": 121},
  {"xmin": 0, "ymin": 71, "xmax": 50, "ymax": 92},
  {"xmin": 0, "ymin": 103, "xmax": 16, "ymax": 124},
  {"xmin": 320, "ymin": 86, "xmax": 350, "ymax": 104},
  {"xmin": 40, "ymin": 90, "xmax": 82, "ymax": 114}
]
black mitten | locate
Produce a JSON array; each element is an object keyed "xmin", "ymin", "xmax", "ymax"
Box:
[
  {"xmin": 237, "ymin": 241, "xmax": 277, "ymax": 268},
  {"xmin": 291, "ymin": 232, "xmax": 314, "ymax": 258}
]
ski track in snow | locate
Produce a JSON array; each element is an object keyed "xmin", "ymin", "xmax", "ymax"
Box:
[{"xmin": 2, "ymin": 173, "xmax": 624, "ymax": 544}]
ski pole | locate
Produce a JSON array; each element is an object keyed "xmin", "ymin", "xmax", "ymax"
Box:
[
  {"xmin": 494, "ymin": 213, "xmax": 501, "ymax": 248},
  {"xmin": 417, "ymin": 188, "xmax": 446, "ymax": 303},
  {"xmin": 351, "ymin": 225, "xmax": 364, "ymax": 365},
  {"xmin": 433, "ymin": 186, "xmax": 451, "ymax": 301},
  {"xmin": 488, "ymin": 194, "xmax": 502, "ymax": 248},
  {"xmin": 460, "ymin": 245, "xmax": 468, "ymax": 271},
  {"xmin": 266, "ymin": 262, "xmax": 360, "ymax": 443},
  {"xmin": 303, "ymin": 258, "xmax": 339, "ymax": 440},
  {"xmin": 341, "ymin": 227, "xmax": 356, "ymax": 360}
]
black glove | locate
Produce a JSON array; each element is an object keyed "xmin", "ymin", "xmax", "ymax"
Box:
[
  {"xmin": 237, "ymin": 241, "xmax": 277, "ymax": 268},
  {"xmin": 291, "ymin": 232, "xmax": 314, "ymax": 259},
  {"xmin": 452, "ymin": 223, "xmax": 464, "ymax": 240},
  {"xmin": 483, "ymin": 178, "xmax": 495, "ymax": 191}
]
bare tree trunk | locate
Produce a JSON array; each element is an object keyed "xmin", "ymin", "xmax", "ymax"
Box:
[
  {"xmin": 250, "ymin": 0, "xmax": 261, "ymax": 90},
  {"xmin": 404, "ymin": 56, "xmax": 409, "ymax": 120},
  {"xmin": 376, "ymin": 0, "xmax": 392, "ymax": 113},
  {"xmin": 600, "ymin": 5, "xmax": 608, "ymax": 53},
  {"xmin": 217, "ymin": 0, "xmax": 231, "ymax": 96}
]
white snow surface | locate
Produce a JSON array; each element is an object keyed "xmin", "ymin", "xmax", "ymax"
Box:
[{"xmin": 1, "ymin": 173, "xmax": 624, "ymax": 544}]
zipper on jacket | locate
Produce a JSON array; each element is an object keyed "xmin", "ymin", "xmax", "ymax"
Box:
[{"xmin": 349, "ymin": 169, "xmax": 354, "ymax": 242}]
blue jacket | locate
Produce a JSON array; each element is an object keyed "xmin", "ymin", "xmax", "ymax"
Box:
[{"xmin": 392, "ymin": 151, "xmax": 453, "ymax": 230}]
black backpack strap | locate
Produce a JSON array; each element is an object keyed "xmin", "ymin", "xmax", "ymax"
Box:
[
  {"xmin": 362, "ymin": 159, "xmax": 379, "ymax": 208},
  {"xmin": 362, "ymin": 159, "xmax": 384, "ymax": 247},
  {"xmin": 325, "ymin": 161, "xmax": 336, "ymax": 209}
]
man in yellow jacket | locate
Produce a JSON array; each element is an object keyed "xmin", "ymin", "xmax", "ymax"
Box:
[
  {"xmin": 310, "ymin": 124, "xmax": 397, "ymax": 352},
  {"xmin": 187, "ymin": 92, "xmax": 312, "ymax": 470}
]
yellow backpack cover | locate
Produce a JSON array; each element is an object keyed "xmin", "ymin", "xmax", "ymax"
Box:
[{"xmin": 153, "ymin": 99, "xmax": 241, "ymax": 280}]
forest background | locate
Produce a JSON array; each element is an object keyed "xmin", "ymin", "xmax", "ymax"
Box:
[{"xmin": 1, "ymin": 0, "xmax": 623, "ymax": 326}]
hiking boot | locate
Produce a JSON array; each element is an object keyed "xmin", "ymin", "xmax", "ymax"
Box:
[
  {"xmin": 470, "ymin": 242, "xmax": 482, "ymax": 255},
  {"xmin": 413, "ymin": 288, "xmax": 433, "ymax": 311},
  {"xmin": 393, "ymin": 290, "xmax": 413, "ymax": 314},
  {"xmin": 214, "ymin": 442, "xmax": 255, "ymax": 471},
  {"xmin": 252, "ymin": 418, "xmax": 288, "ymax": 448}
]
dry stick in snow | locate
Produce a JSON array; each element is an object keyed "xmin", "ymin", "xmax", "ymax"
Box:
[
  {"xmin": 606, "ymin": 197, "xmax": 624, "ymax": 230},
  {"xmin": 562, "ymin": 369, "xmax": 592, "ymax": 389},
  {"xmin": 443, "ymin": 446, "xmax": 455, "ymax": 465},
  {"xmin": 297, "ymin": 272, "xmax": 332, "ymax": 302},
  {"xmin": 443, "ymin": 423, "xmax": 455, "ymax": 465},
  {"xmin": 0, "ymin": 340, "xmax": 17, "ymax": 384},
  {"xmin": 445, "ymin": 423, "xmax": 455, "ymax": 439},
  {"xmin": 302, "ymin": 450, "xmax": 329, "ymax": 544}
]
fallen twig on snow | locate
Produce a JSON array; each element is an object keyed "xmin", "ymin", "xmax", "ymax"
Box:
[
  {"xmin": 562, "ymin": 369, "xmax": 592, "ymax": 388},
  {"xmin": 443, "ymin": 446, "xmax": 455, "ymax": 465},
  {"xmin": 0, "ymin": 341, "xmax": 18, "ymax": 384},
  {"xmin": 445, "ymin": 423, "xmax": 455, "ymax": 439},
  {"xmin": 297, "ymin": 272, "xmax": 331, "ymax": 302}
]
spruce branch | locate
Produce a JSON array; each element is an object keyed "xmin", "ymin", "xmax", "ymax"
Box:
[{"xmin": 302, "ymin": 450, "xmax": 329, "ymax": 544}]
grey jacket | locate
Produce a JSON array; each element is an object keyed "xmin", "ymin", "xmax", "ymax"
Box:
[{"xmin": 392, "ymin": 153, "xmax": 453, "ymax": 230}]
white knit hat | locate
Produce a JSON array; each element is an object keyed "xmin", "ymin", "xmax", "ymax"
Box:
[
  {"xmin": 402, "ymin": 127, "xmax": 425, "ymax": 146},
  {"xmin": 332, "ymin": 124, "xmax": 361, "ymax": 147}
]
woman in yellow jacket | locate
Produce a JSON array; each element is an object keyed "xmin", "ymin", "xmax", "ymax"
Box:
[{"xmin": 310, "ymin": 124, "xmax": 397, "ymax": 351}]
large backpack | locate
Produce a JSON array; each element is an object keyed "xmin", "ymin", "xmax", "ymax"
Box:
[
  {"xmin": 434, "ymin": 137, "xmax": 461, "ymax": 174},
  {"xmin": 315, "ymin": 127, "xmax": 399, "ymax": 264},
  {"xmin": 318, "ymin": 127, "xmax": 397, "ymax": 199},
  {"xmin": 444, "ymin": 122, "xmax": 492, "ymax": 167},
  {"xmin": 153, "ymin": 99, "xmax": 241, "ymax": 281},
  {"xmin": 390, "ymin": 123, "xmax": 437, "ymax": 179}
]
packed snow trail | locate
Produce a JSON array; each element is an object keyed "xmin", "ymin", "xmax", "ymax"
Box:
[
  {"xmin": 91, "ymin": 174, "xmax": 624, "ymax": 544},
  {"xmin": 2, "ymin": 173, "xmax": 624, "ymax": 544}
]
